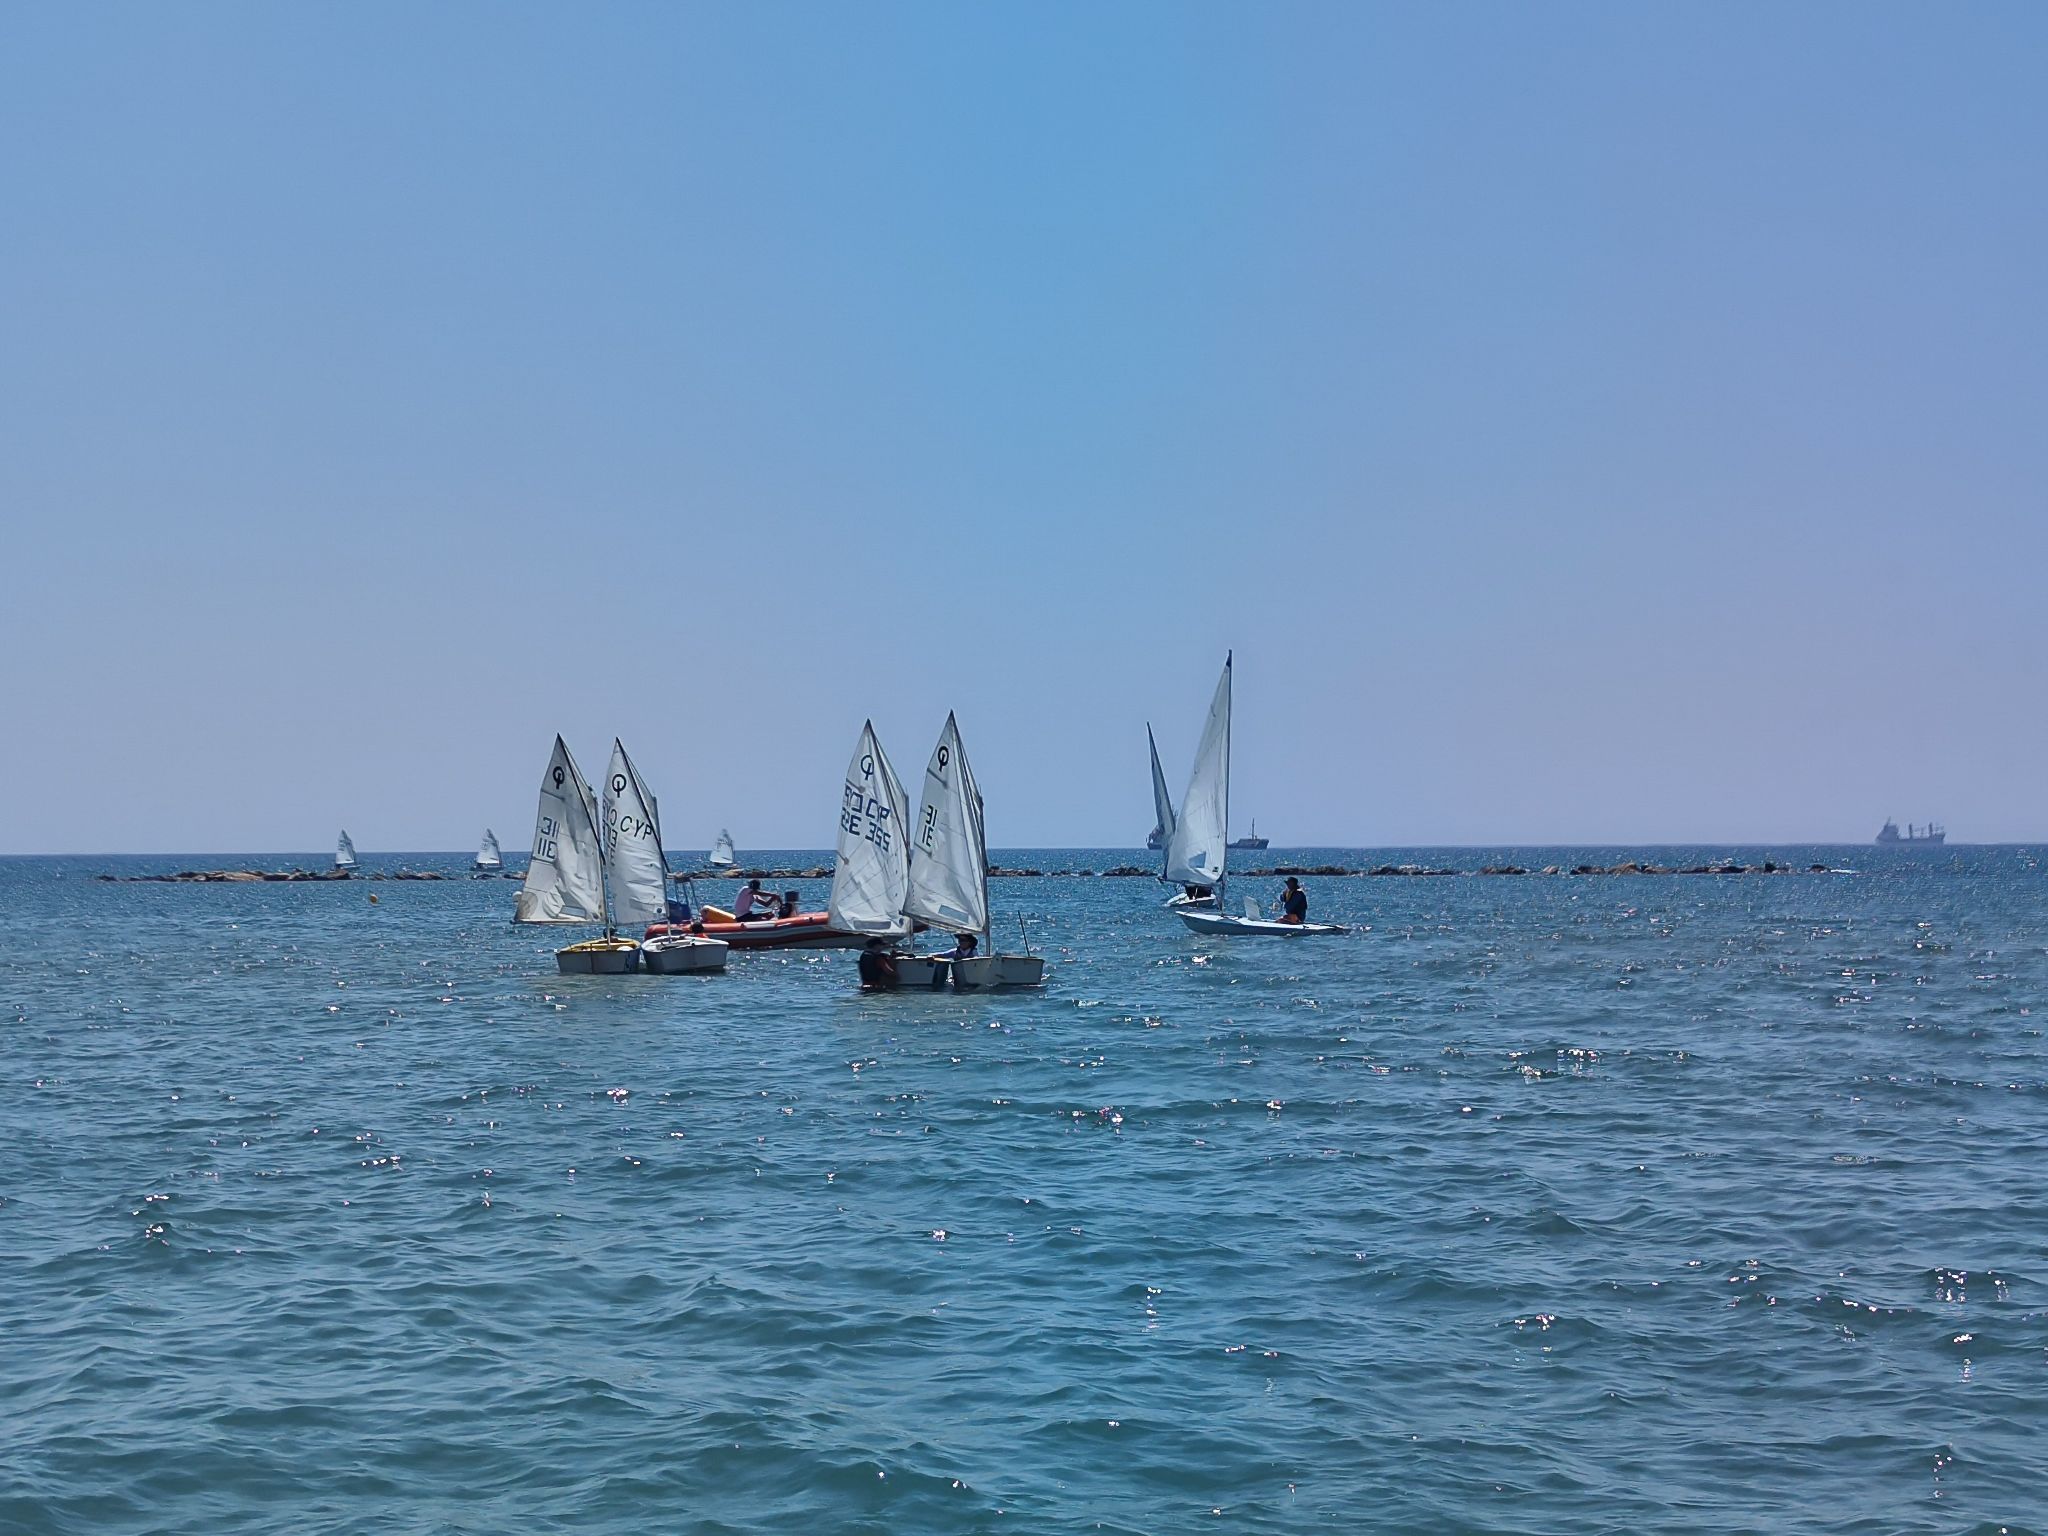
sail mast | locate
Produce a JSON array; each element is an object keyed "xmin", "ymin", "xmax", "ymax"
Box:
[{"xmin": 1219, "ymin": 652, "xmax": 1232, "ymax": 903}]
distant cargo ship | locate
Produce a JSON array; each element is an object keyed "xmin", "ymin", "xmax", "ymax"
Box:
[
  {"xmin": 1876, "ymin": 819, "xmax": 1945, "ymax": 846},
  {"xmin": 1228, "ymin": 819, "xmax": 1270, "ymax": 851}
]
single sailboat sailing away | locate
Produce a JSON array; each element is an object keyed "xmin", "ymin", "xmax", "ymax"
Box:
[
  {"xmin": 1166, "ymin": 655, "xmax": 1346, "ymax": 937},
  {"xmin": 335, "ymin": 830, "xmax": 357, "ymax": 871},
  {"xmin": 474, "ymin": 829, "xmax": 502, "ymax": 871},
  {"xmin": 707, "ymin": 829, "xmax": 737, "ymax": 869}
]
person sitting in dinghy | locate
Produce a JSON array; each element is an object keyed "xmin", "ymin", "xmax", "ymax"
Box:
[
  {"xmin": 734, "ymin": 879, "xmax": 782, "ymax": 922},
  {"xmin": 1279, "ymin": 877, "xmax": 1308, "ymax": 925},
  {"xmin": 936, "ymin": 933, "xmax": 978, "ymax": 963}
]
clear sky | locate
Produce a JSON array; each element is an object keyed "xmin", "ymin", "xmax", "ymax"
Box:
[{"xmin": 5, "ymin": 2, "xmax": 2045, "ymax": 853}]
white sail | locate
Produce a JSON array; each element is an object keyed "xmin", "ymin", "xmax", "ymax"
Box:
[
  {"xmin": 709, "ymin": 829, "xmax": 736, "ymax": 867},
  {"xmin": 1147, "ymin": 724, "xmax": 1176, "ymax": 855},
  {"xmin": 475, "ymin": 829, "xmax": 502, "ymax": 869},
  {"xmin": 826, "ymin": 721, "xmax": 912, "ymax": 936},
  {"xmin": 335, "ymin": 831, "xmax": 356, "ymax": 870},
  {"xmin": 904, "ymin": 712, "xmax": 989, "ymax": 937},
  {"xmin": 514, "ymin": 735, "xmax": 606, "ymax": 923},
  {"xmin": 602, "ymin": 739, "xmax": 669, "ymax": 931},
  {"xmin": 1163, "ymin": 654, "xmax": 1231, "ymax": 889}
]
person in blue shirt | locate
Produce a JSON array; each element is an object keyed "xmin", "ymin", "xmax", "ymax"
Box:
[{"xmin": 1278, "ymin": 877, "xmax": 1308, "ymax": 924}]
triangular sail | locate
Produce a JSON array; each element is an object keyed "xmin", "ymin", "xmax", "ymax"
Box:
[
  {"xmin": 514, "ymin": 735, "xmax": 606, "ymax": 923},
  {"xmin": 335, "ymin": 831, "xmax": 356, "ymax": 870},
  {"xmin": 709, "ymin": 829, "xmax": 736, "ymax": 867},
  {"xmin": 1163, "ymin": 654, "xmax": 1231, "ymax": 889},
  {"xmin": 1147, "ymin": 724, "xmax": 1176, "ymax": 859},
  {"xmin": 904, "ymin": 712, "xmax": 989, "ymax": 937},
  {"xmin": 475, "ymin": 829, "xmax": 502, "ymax": 869},
  {"xmin": 602, "ymin": 739, "xmax": 669, "ymax": 931},
  {"xmin": 826, "ymin": 721, "xmax": 912, "ymax": 936}
]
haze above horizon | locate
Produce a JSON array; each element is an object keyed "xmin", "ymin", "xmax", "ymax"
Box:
[{"xmin": 5, "ymin": 3, "xmax": 2045, "ymax": 855}]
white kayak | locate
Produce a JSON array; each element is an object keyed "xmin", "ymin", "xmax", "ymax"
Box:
[{"xmin": 1176, "ymin": 908, "xmax": 1348, "ymax": 937}]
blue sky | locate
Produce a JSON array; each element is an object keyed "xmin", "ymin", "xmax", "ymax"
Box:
[{"xmin": 4, "ymin": 2, "xmax": 2045, "ymax": 852}]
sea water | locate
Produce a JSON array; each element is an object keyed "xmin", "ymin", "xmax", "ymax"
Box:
[{"xmin": 2, "ymin": 847, "xmax": 2044, "ymax": 1534}]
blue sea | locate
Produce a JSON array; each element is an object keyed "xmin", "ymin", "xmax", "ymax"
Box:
[{"xmin": 3, "ymin": 846, "xmax": 2045, "ymax": 1534}]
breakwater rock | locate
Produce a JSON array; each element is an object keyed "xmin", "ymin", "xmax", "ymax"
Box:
[{"xmin": 102, "ymin": 869, "xmax": 454, "ymax": 883}]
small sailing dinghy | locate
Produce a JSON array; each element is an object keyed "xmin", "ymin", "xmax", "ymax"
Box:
[
  {"xmin": 826, "ymin": 721, "xmax": 915, "ymax": 955},
  {"xmin": 899, "ymin": 712, "xmax": 1045, "ymax": 990},
  {"xmin": 605, "ymin": 744, "xmax": 726, "ymax": 975},
  {"xmin": 707, "ymin": 829, "xmax": 737, "ymax": 869},
  {"xmin": 474, "ymin": 829, "xmax": 502, "ymax": 871},
  {"xmin": 514, "ymin": 735, "xmax": 608, "ymax": 931},
  {"xmin": 1168, "ymin": 655, "xmax": 1346, "ymax": 938},
  {"xmin": 521, "ymin": 737, "xmax": 638, "ymax": 972},
  {"xmin": 1178, "ymin": 892, "xmax": 1349, "ymax": 937},
  {"xmin": 1150, "ymin": 726, "xmax": 1213, "ymax": 909},
  {"xmin": 335, "ymin": 831, "xmax": 357, "ymax": 872}
]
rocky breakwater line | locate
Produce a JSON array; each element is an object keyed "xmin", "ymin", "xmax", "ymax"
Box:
[{"xmin": 103, "ymin": 869, "xmax": 458, "ymax": 883}]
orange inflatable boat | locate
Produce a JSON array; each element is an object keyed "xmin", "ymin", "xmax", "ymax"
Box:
[{"xmin": 644, "ymin": 908, "xmax": 864, "ymax": 950}]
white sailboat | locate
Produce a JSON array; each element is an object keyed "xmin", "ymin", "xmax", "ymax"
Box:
[
  {"xmin": 708, "ymin": 829, "xmax": 737, "ymax": 869},
  {"xmin": 899, "ymin": 712, "xmax": 1044, "ymax": 990},
  {"xmin": 515, "ymin": 736, "xmax": 607, "ymax": 925},
  {"xmin": 335, "ymin": 830, "xmax": 357, "ymax": 871},
  {"xmin": 1168, "ymin": 655, "xmax": 1346, "ymax": 938},
  {"xmin": 604, "ymin": 742, "xmax": 727, "ymax": 975},
  {"xmin": 474, "ymin": 829, "xmax": 502, "ymax": 871},
  {"xmin": 826, "ymin": 721, "xmax": 913, "ymax": 940},
  {"xmin": 1152, "ymin": 723, "xmax": 1214, "ymax": 910}
]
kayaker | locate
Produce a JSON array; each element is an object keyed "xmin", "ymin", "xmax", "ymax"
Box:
[
  {"xmin": 1278, "ymin": 876, "xmax": 1308, "ymax": 924},
  {"xmin": 857, "ymin": 937, "xmax": 899, "ymax": 989}
]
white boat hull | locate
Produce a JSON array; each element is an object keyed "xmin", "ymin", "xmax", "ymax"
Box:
[
  {"xmin": 556, "ymin": 937, "xmax": 643, "ymax": 974},
  {"xmin": 640, "ymin": 935, "xmax": 729, "ymax": 974},
  {"xmin": 1164, "ymin": 891, "xmax": 1217, "ymax": 910},
  {"xmin": 894, "ymin": 956, "xmax": 953, "ymax": 990},
  {"xmin": 953, "ymin": 954, "xmax": 1046, "ymax": 989},
  {"xmin": 885, "ymin": 953, "xmax": 1048, "ymax": 990},
  {"xmin": 1176, "ymin": 910, "xmax": 1348, "ymax": 937}
]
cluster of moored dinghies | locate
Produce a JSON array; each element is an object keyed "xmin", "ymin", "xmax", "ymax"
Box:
[{"xmin": 503, "ymin": 655, "xmax": 1339, "ymax": 984}]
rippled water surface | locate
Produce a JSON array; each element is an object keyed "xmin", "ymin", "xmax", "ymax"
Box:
[{"xmin": 4, "ymin": 847, "xmax": 2047, "ymax": 1534}]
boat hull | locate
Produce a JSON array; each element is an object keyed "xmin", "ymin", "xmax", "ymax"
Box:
[
  {"xmin": 644, "ymin": 913, "xmax": 864, "ymax": 951},
  {"xmin": 953, "ymin": 954, "xmax": 1046, "ymax": 989},
  {"xmin": 1176, "ymin": 910, "xmax": 1348, "ymax": 937},
  {"xmin": 640, "ymin": 935, "xmax": 729, "ymax": 974},
  {"xmin": 894, "ymin": 956, "xmax": 952, "ymax": 989},
  {"xmin": 556, "ymin": 938, "xmax": 643, "ymax": 974},
  {"xmin": 1164, "ymin": 891, "xmax": 1218, "ymax": 910}
]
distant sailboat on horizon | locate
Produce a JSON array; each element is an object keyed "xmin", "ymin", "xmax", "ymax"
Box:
[
  {"xmin": 474, "ymin": 829, "xmax": 502, "ymax": 871},
  {"xmin": 335, "ymin": 830, "xmax": 357, "ymax": 872},
  {"xmin": 708, "ymin": 828, "xmax": 737, "ymax": 869}
]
